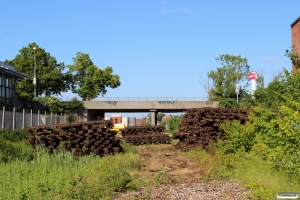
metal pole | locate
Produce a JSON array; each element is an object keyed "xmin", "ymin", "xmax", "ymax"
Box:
[
  {"xmin": 2, "ymin": 106, "xmax": 5, "ymax": 129},
  {"xmin": 33, "ymin": 47, "xmax": 36, "ymax": 98},
  {"xmin": 22, "ymin": 108, "xmax": 25, "ymax": 129},
  {"xmin": 234, "ymin": 53, "xmax": 239, "ymax": 102},
  {"xmin": 12, "ymin": 107, "xmax": 15, "ymax": 131}
]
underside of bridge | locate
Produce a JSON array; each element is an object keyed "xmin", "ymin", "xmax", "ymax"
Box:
[{"xmin": 87, "ymin": 109, "xmax": 188, "ymax": 125}]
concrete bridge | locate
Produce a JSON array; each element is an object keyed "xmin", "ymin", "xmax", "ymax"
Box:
[{"xmin": 79, "ymin": 97, "xmax": 219, "ymax": 125}]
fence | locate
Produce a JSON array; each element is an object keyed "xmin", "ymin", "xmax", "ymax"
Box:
[{"xmin": 0, "ymin": 106, "xmax": 67, "ymax": 131}]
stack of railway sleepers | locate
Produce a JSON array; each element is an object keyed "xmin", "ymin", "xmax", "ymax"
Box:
[
  {"xmin": 26, "ymin": 120, "xmax": 123, "ymax": 157},
  {"xmin": 119, "ymin": 125, "xmax": 170, "ymax": 145},
  {"xmin": 174, "ymin": 107, "xmax": 249, "ymax": 151}
]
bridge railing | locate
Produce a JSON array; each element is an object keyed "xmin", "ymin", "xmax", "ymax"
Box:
[
  {"xmin": 88, "ymin": 97, "xmax": 209, "ymax": 101},
  {"xmin": 60, "ymin": 97, "xmax": 209, "ymax": 101}
]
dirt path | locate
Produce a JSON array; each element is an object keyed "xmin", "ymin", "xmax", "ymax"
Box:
[{"xmin": 115, "ymin": 144, "xmax": 253, "ymax": 200}]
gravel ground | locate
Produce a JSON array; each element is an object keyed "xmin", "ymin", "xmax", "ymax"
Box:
[{"xmin": 115, "ymin": 180, "xmax": 254, "ymax": 200}]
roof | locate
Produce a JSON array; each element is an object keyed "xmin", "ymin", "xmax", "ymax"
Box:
[
  {"xmin": 0, "ymin": 61, "xmax": 31, "ymax": 78},
  {"xmin": 291, "ymin": 16, "xmax": 300, "ymax": 27}
]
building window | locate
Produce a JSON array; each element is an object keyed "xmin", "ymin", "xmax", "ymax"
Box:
[{"xmin": 115, "ymin": 119, "xmax": 118, "ymax": 124}]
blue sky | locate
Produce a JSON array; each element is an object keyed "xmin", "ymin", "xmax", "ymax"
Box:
[{"xmin": 1, "ymin": 0, "xmax": 299, "ymax": 117}]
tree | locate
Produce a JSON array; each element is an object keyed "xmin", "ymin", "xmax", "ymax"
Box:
[
  {"xmin": 208, "ymin": 54, "xmax": 251, "ymax": 101},
  {"xmin": 157, "ymin": 113, "xmax": 166, "ymax": 121},
  {"xmin": 255, "ymin": 70, "xmax": 265, "ymax": 89},
  {"xmin": 254, "ymin": 68, "xmax": 300, "ymax": 109},
  {"xmin": 40, "ymin": 96, "xmax": 83, "ymax": 114},
  {"xmin": 198, "ymin": 73, "xmax": 212, "ymax": 100},
  {"xmin": 5, "ymin": 42, "xmax": 71, "ymax": 100},
  {"xmin": 285, "ymin": 46, "xmax": 300, "ymax": 70},
  {"xmin": 67, "ymin": 52, "xmax": 121, "ymax": 101}
]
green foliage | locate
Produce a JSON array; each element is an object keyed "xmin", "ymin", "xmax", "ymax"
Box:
[
  {"xmin": 5, "ymin": 42, "xmax": 71, "ymax": 100},
  {"xmin": 218, "ymin": 98, "xmax": 240, "ymax": 108},
  {"xmin": 0, "ymin": 129, "xmax": 33, "ymax": 163},
  {"xmin": 221, "ymin": 121, "xmax": 256, "ymax": 153},
  {"xmin": 67, "ymin": 52, "xmax": 121, "ymax": 100},
  {"xmin": 64, "ymin": 97, "xmax": 84, "ymax": 112},
  {"xmin": 37, "ymin": 96, "xmax": 83, "ymax": 114},
  {"xmin": 157, "ymin": 113, "xmax": 166, "ymax": 122},
  {"xmin": 285, "ymin": 46, "xmax": 300, "ymax": 70},
  {"xmin": 161, "ymin": 115, "xmax": 184, "ymax": 133},
  {"xmin": 208, "ymin": 54, "xmax": 250, "ymax": 100},
  {"xmin": 0, "ymin": 145, "xmax": 142, "ymax": 199},
  {"xmin": 254, "ymin": 68, "xmax": 300, "ymax": 110},
  {"xmin": 186, "ymin": 147, "xmax": 300, "ymax": 200},
  {"xmin": 221, "ymin": 98, "xmax": 300, "ymax": 177},
  {"xmin": 44, "ymin": 96, "xmax": 65, "ymax": 113}
]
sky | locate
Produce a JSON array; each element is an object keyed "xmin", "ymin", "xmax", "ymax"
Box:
[{"xmin": 1, "ymin": 0, "xmax": 299, "ymax": 117}]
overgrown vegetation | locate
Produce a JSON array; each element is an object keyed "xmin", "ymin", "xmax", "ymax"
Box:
[
  {"xmin": 34, "ymin": 96, "xmax": 83, "ymax": 115},
  {"xmin": 0, "ymin": 129, "xmax": 33, "ymax": 163},
  {"xmin": 0, "ymin": 136, "xmax": 143, "ymax": 199},
  {"xmin": 193, "ymin": 50, "xmax": 300, "ymax": 199},
  {"xmin": 160, "ymin": 115, "xmax": 184, "ymax": 133}
]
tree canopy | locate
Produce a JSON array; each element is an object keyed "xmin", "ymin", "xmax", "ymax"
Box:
[
  {"xmin": 67, "ymin": 52, "xmax": 121, "ymax": 101},
  {"xmin": 5, "ymin": 43, "xmax": 71, "ymax": 100},
  {"xmin": 208, "ymin": 54, "xmax": 251, "ymax": 101},
  {"xmin": 285, "ymin": 46, "xmax": 300, "ymax": 70},
  {"xmin": 254, "ymin": 68, "xmax": 300, "ymax": 109}
]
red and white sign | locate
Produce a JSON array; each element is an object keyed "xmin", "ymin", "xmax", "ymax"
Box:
[{"xmin": 248, "ymin": 72, "xmax": 256, "ymax": 80}]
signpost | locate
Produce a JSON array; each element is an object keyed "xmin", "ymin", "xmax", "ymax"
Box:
[
  {"xmin": 248, "ymin": 72, "xmax": 257, "ymax": 98},
  {"xmin": 235, "ymin": 84, "xmax": 240, "ymax": 94}
]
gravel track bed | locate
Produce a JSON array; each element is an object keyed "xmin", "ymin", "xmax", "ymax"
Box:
[{"xmin": 115, "ymin": 180, "xmax": 254, "ymax": 200}]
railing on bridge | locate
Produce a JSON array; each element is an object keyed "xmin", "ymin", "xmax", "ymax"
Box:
[{"xmin": 61, "ymin": 97, "xmax": 209, "ymax": 101}]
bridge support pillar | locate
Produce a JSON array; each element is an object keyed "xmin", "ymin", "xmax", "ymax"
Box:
[{"xmin": 150, "ymin": 110, "xmax": 157, "ymax": 125}]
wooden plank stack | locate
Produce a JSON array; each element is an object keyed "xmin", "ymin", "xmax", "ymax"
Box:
[
  {"xmin": 119, "ymin": 125, "xmax": 170, "ymax": 145},
  {"xmin": 173, "ymin": 107, "xmax": 249, "ymax": 151},
  {"xmin": 26, "ymin": 120, "xmax": 123, "ymax": 157}
]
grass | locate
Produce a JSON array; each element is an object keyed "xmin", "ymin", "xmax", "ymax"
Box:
[
  {"xmin": 185, "ymin": 146, "xmax": 300, "ymax": 200},
  {"xmin": 0, "ymin": 145, "xmax": 143, "ymax": 200}
]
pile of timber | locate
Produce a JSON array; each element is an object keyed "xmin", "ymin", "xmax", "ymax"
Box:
[
  {"xmin": 26, "ymin": 120, "xmax": 123, "ymax": 157},
  {"xmin": 119, "ymin": 125, "xmax": 170, "ymax": 145},
  {"xmin": 173, "ymin": 107, "xmax": 249, "ymax": 151}
]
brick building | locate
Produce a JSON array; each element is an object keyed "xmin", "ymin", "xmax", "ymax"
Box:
[
  {"xmin": 291, "ymin": 16, "xmax": 300, "ymax": 71},
  {"xmin": 111, "ymin": 114, "xmax": 122, "ymax": 124}
]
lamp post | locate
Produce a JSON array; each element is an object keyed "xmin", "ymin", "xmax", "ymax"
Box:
[
  {"xmin": 33, "ymin": 47, "xmax": 36, "ymax": 98},
  {"xmin": 233, "ymin": 53, "xmax": 239, "ymax": 102}
]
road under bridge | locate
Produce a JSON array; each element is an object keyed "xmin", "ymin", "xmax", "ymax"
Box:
[{"xmin": 79, "ymin": 97, "xmax": 219, "ymax": 125}]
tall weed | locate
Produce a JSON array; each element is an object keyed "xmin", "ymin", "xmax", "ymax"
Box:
[{"xmin": 0, "ymin": 145, "xmax": 142, "ymax": 199}]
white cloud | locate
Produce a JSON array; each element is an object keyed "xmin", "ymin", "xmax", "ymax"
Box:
[
  {"xmin": 263, "ymin": 58, "xmax": 281, "ymax": 63},
  {"xmin": 161, "ymin": 0, "xmax": 172, "ymax": 5},
  {"xmin": 177, "ymin": 8, "xmax": 193, "ymax": 13},
  {"xmin": 161, "ymin": 7, "xmax": 193, "ymax": 15},
  {"xmin": 161, "ymin": 8, "xmax": 168, "ymax": 15}
]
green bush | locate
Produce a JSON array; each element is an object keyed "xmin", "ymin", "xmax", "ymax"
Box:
[
  {"xmin": 218, "ymin": 98, "xmax": 240, "ymax": 108},
  {"xmin": 220, "ymin": 98, "xmax": 300, "ymax": 177},
  {"xmin": 0, "ymin": 129, "xmax": 33, "ymax": 163},
  {"xmin": 0, "ymin": 146, "xmax": 142, "ymax": 199}
]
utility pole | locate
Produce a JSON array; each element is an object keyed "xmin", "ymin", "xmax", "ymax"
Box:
[
  {"xmin": 33, "ymin": 47, "xmax": 36, "ymax": 98},
  {"xmin": 234, "ymin": 53, "xmax": 239, "ymax": 102}
]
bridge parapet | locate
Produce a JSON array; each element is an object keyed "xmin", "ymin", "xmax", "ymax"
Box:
[
  {"xmin": 84, "ymin": 100, "xmax": 218, "ymax": 110},
  {"xmin": 89, "ymin": 97, "xmax": 208, "ymax": 102}
]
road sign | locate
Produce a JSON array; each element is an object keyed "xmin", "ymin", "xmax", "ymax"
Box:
[
  {"xmin": 235, "ymin": 84, "xmax": 240, "ymax": 94},
  {"xmin": 248, "ymin": 72, "xmax": 256, "ymax": 80}
]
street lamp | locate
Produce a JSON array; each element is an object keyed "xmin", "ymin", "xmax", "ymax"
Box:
[
  {"xmin": 233, "ymin": 53, "xmax": 239, "ymax": 102},
  {"xmin": 33, "ymin": 47, "xmax": 36, "ymax": 98}
]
